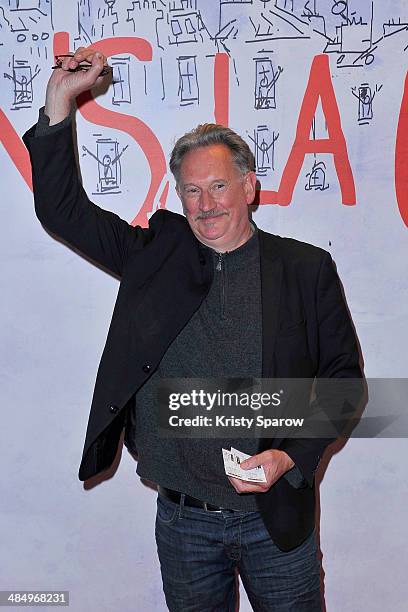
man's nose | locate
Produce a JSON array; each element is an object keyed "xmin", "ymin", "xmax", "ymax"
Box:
[{"xmin": 198, "ymin": 189, "xmax": 215, "ymax": 212}]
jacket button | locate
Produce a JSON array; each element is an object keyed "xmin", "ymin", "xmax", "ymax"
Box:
[
  {"xmin": 109, "ymin": 405, "xmax": 119, "ymax": 414},
  {"xmin": 142, "ymin": 364, "xmax": 151, "ymax": 373}
]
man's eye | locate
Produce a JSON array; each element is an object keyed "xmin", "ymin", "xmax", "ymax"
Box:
[
  {"xmin": 214, "ymin": 183, "xmax": 226, "ymax": 190},
  {"xmin": 185, "ymin": 187, "xmax": 199, "ymax": 195}
]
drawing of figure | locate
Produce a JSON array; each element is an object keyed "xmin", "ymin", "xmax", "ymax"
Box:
[
  {"xmin": 248, "ymin": 126, "xmax": 279, "ymax": 177},
  {"xmin": 305, "ymin": 160, "xmax": 329, "ymax": 191},
  {"xmin": 4, "ymin": 59, "xmax": 41, "ymax": 110},
  {"xmin": 101, "ymin": 154, "xmax": 115, "ymax": 183},
  {"xmin": 351, "ymin": 82, "xmax": 383, "ymax": 125},
  {"xmin": 254, "ymin": 58, "xmax": 283, "ymax": 110},
  {"xmin": 82, "ymin": 138, "xmax": 129, "ymax": 195}
]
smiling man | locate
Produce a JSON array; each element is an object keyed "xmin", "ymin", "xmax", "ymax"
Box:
[
  {"xmin": 23, "ymin": 46, "xmax": 362, "ymax": 612},
  {"xmin": 173, "ymin": 138, "xmax": 256, "ymax": 251}
]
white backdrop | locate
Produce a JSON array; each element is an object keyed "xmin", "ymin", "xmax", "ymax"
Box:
[{"xmin": 1, "ymin": 1, "xmax": 408, "ymax": 610}]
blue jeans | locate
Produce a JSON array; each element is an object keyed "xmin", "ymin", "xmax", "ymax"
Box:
[{"xmin": 155, "ymin": 493, "xmax": 322, "ymax": 612}]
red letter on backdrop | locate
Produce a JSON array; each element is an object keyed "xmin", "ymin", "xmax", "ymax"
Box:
[
  {"xmin": 54, "ymin": 32, "xmax": 169, "ymax": 227},
  {"xmin": 395, "ymin": 70, "xmax": 408, "ymax": 227},
  {"xmin": 214, "ymin": 53, "xmax": 229, "ymax": 126},
  {"xmin": 0, "ymin": 109, "xmax": 33, "ymax": 190},
  {"xmin": 260, "ymin": 53, "xmax": 356, "ymax": 206}
]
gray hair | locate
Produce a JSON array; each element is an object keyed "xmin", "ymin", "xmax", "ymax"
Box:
[{"xmin": 169, "ymin": 123, "xmax": 255, "ymax": 185}]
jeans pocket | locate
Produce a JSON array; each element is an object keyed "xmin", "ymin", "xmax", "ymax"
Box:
[{"xmin": 156, "ymin": 494, "xmax": 180, "ymax": 525}]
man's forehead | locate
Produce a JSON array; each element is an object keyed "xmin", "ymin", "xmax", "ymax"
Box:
[{"xmin": 179, "ymin": 144, "xmax": 237, "ymax": 182}]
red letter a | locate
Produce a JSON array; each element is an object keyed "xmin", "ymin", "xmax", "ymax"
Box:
[{"xmin": 260, "ymin": 54, "xmax": 356, "ymax": 206}]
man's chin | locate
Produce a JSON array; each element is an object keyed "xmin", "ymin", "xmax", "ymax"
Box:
[{"xmin": 198, "ymin": 225, "xmax": 225, "ymax": 241}]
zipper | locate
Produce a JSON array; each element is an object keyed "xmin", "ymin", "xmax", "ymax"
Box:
[
  {"xmin": 215, "ymin": 252, "xmax": 226, "ymax": 316},
  {"xmin": 216, "ymin": 252, "xmax": 223, "ymax": 271}
]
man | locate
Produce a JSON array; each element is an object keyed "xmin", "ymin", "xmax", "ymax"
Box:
[{"xmin": 24, "ymin": 47, "xmax": 362, "ymax": 611}]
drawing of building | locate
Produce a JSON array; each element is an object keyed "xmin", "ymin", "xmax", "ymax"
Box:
[
  {"xmin": 177, "ymin": 55, "xmax": 199, "ymax": 106},
  {"xmin": 111, "ymin": 56, "xmax": 132, "ymax": 105}
]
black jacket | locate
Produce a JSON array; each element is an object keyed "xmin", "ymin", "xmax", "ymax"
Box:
[{"xmin": 23, "ymin": 121, "xmax": 362, "ymax": 551}]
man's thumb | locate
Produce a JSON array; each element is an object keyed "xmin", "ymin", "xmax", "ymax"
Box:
[
  {"xmin": 240, "ymin": 457, "xmax": 258, "ymax": 470},
  {"xmin": 86, "ymin": 53, "xmax": 104, "ymax": 83}
]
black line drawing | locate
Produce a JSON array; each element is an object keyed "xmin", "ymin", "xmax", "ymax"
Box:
[
  {"xmin": 300, "ymin": 0, "xmax": 327, "ymax": 39},
  {"xmin": 383, "ymin": 17, "xmax": 408, "ymax": 40},
  {"xmin": 254, "ymin": 55, "xmax": 283, "ymax": 110},
  {"xmin": 82, "ymin": 137, "xmax": 129, "ymax": 195},
  {"xmin": 323, "ymin": 1, "xmax": 379, "ymax": 69},
  {"xmin": 126, "ymin": 0, "xmax": 167, "ymax": 51},
  {"xmin": 177, "ymin": 55, "xmax": 199, "ymax": 106},
  {"xmin": 305, "ymin": 117, "xmax": 329, "ymax": 192},
  {"xmin": 111, "ymin": 56, "xmax": 132, "ymax": 106},
  {"xmin": 351, "ymin": 82, "xmax": 383, "ymax": 125},
  {"xmin": 232, "ymin": 57, "xmax": 240, "ymax": 86},
  {"xmin": 245, "ymin": 7, "xmax": 310, "ymax": 43},
  {"xmin": 214, "ymin": 0, "xmax": 251, "ymax": 53},
  {"xmin": 74, "ymin": 0, "xmax": 119, "ymax": 47},
  {"xmin": 160, "ymin": 56, "xmax": 166, "ymax": 100},
  {"xmin": 248, "ymin": 125, "xmax": 279, "ymax": 177},
  {"xmin": 275, "ymin": 1, "xmax": 294, "ymax": 11},
  {"xmin": 305, "ymin": 160, "xmax": 330, "ymax": 192},
  {"xmin": 4, "ymin": 56, "xmax": 40, "ymax": 110},
  {"xmin": 144, "ymin": 63, "xmax": 148, "ymax": 95},
  {"xmin": 167, "ymin": 1, "xmax": 206, "ymax": 46},
  {"xmin": 305, "ymin": 116, "xmax": 330, "ymax": 191},
  {"xmin": 126, "ymin": 0, "xmax": 211, "ymax": 51},
  {"xmin": 0, "ymin": 0, "xmax": 53, "ymax": 56}
]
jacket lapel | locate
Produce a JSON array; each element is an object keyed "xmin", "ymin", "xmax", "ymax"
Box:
[{"xmin": 259, "ymin": 230, "xmax": 283, "ymax": 378}]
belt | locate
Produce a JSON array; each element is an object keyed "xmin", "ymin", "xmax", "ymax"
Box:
[{"xmin": 158, "ymin": 486, "xmax": 237, "ymax": 513}]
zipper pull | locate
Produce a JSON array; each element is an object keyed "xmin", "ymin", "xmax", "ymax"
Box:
[{"xmin": 216, "ymin": 252, "xmax": 223, "ymax": 271}]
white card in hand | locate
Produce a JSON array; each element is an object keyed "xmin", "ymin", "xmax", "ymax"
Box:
[{"xmin": 222, "ymin": 447, "xmax": 267, "ymax": 483}]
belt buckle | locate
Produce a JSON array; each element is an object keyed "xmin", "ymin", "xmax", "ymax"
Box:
[
  {"xmin": 203, "ymin": 502, "xmax": 222, "ymax": 513},
  {"xmin": 203, "ymin": 501, "xmax": 222, "ymax": 513}
]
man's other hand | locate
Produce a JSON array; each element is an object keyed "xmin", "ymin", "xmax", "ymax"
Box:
[{"xmin": 228, "ymin": 449, "xmax": 295, "ymax": 493}]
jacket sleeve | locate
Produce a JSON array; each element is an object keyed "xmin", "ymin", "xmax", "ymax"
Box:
[
  {"xmin": 23, "ymin": 112, "xmax": 154, "ymax": 277},
  {"xmin": 279, "ymin": 252, "xmax": 364, "ymax": 487}
]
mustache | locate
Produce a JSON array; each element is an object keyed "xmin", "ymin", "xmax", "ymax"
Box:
[{"xmin": 195, "ymin": 211, "xmax": 228, "ymax": 221}]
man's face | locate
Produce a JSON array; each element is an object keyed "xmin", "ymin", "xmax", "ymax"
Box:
[{"xmin": 176, "ymin": 144, "xmax": 257, "ymax": 252}]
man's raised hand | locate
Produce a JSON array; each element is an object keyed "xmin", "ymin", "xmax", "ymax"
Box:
[{"xmin": 45, "ymin": 46, "xmax": 110, "ymax": 125}]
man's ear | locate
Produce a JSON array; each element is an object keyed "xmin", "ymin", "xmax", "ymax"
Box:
[{"xmin": 244, "ymin": 171, "xmax": 257, "ymax": 205}]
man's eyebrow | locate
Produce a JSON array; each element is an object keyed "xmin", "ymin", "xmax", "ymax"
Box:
[{"xmin": 181, "ymin": 178, "xmax": 228, "ymax": 186}]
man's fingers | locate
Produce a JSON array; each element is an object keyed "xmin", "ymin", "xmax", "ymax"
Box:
[
  {"xmin": 228, "ymin": 476, "xmax": 266, "ymax": 493},
  {"xmin": 58, "ymin": 48, "xmax": 107, "ymax": 69},
  {"xmin": 88, "ymin": 53, "xmax": 107, "ymax": 78},
  {"xmin": 73, "ymin": 45, "xmax": 95, "ymax": 63},
  {"xmin": 73, "ymin": 46, "xmax": 87, "ymax": 61},
  {"xmin": 56, "ymin": 47, "xmax": 109, "ymax": 85},
  {"xmin": 60, "ymin": 55, "xmax": 74, "ymax": 70},
  {"xmin": 74, "ymin": 46, "xmax": 107, "ymax": 67}
]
